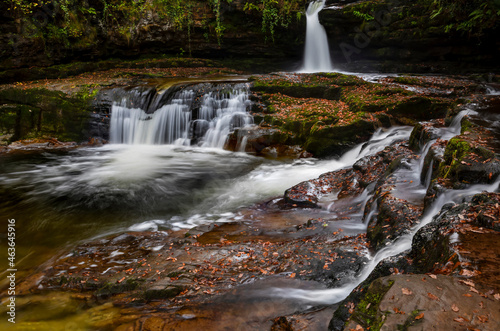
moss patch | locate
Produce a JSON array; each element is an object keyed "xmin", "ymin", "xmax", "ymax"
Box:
[{"xmin": 350, "ymin": 278, "xmax": 394, "ymax": 331}]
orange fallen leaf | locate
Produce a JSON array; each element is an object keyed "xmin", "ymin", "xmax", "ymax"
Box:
[
  {"xmin": 428, "ymin": 292, "xmax": 440, "ymax": 301},
  {"xmin": 415, "ymin": 312, "xmax": 424, "ymax": 320},
  {"xmin": 454, "ymin": 317, "xmax": 465, "ymax": 323},
  {"xmin": 393, "ymin": 307, "xmax": 405, "ymax": 314},
  {"xmin": 459, "ymin": 279, "xmax": 475, "ymax": 287},
  {"xmin": 451, "ymin": 304, "xmax": 459, "ymax": 312},
  {"xmin": 402, "ymin": 288, "xmax": 413, "ymax": 295}
]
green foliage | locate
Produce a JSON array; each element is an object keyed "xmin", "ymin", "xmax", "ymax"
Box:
[
  {"xmin": 429, "ymin": 0, "xmax": 500, "ymax": 36},
  {"xmin": 352, "ymin": 10, "xmax": 374, "ymax": 21},
  {"xmin": 244, "ymin": 0, "xmax": 306, "ymax": 42},
  {"xmin": 6, "ymin": 0, "xmax": 306, "ymax": 51}
]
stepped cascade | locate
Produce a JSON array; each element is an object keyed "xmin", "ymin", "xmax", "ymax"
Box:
[
  {"xmin": 109, "ymin": 83, "xmax": 254, "ymax": 148},
  {"xmin": 302, "ymin": 0, "xmax": 333, "ymax": 72}
]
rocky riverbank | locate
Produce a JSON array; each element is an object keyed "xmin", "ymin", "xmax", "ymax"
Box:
[{"xmin": 1, "ymin": 63, "xmax": 499, "ymax": 330}]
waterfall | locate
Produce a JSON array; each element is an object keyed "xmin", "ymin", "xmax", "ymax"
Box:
[
  {"xmin": 302, "ymin": 0, "xmax": 333, "ymax": 72},
  {"xmin": 109, "ymin": 84, "xmax": 253, "ymax": 148}
]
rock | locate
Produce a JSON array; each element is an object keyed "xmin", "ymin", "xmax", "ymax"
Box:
[
  {"xmin": 419, "ymin": 140, "xmax": 446, "ymax": 186},
  {"xmin": 284, "ymin": 142, "xmax": 414, "ymax": 209},
  {"xmin": 343, "ymin": 274, "xmax": 500, "ymax": 331},
  {"xmin": 366, "ymin": 177, "xmax": 423, "ymax": 251},
  {"xmin": 438, "ymin": 136, "xmax": 500, "ymax": 185},
  {"xmin": 408, "ymin": 120, "xmax": 444, "ymax": 152},
  {"xmin": 411, "ymin": 192, "xmax": 500, "ymax": 285}
]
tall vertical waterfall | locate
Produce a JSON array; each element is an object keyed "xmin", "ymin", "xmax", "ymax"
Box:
[
  {"xmin": 109, "ymin": 83, "xmax": 253, "ymax": 148},
  {"xmin": 302, "ymin": 0, "xmax": 333, "ymax": 72}
]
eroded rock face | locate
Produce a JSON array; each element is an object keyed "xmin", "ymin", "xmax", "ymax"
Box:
[
  {"xmin": 319, "ymin": 0, "xmax": 500, "ymax": 73},
  {"xmin": 0, "ymin": 0, "xmax": 304, "ymax": 71}
]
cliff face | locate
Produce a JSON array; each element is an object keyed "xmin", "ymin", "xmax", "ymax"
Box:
[
  {"xmin": 0, "ymin": 0, "xmax": 307, "ymax": 70},
  {"xmin": 320, "ymin": 0, "xmax": 500, "ymax": 72},
  {"xmin": 1, "ymin": 0, "xmax": 499, "ymax": 73}
]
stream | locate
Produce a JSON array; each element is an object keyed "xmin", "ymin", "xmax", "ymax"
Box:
[{"xmin": 1, "ymin": 77, "xmax": 499, "ymax": 330}]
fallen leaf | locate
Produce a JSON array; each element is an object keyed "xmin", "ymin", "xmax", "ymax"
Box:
[
  {"xmin": 393, "ymin": 307, "xmax": 405, "ymax": 314},
  {"xmin": 347, "ymin": 302, "xmax": 355, "ymax": 314},
  {"xmin": 460, "ymin": 269, "xmax": 475, "ymax": 277},
  {"xmin": 429, "ymin": 274, "xmax": 437, "ymax": 279},
  {"xmin": 428, "ymin": 292, "xmax": 440, "ymax": 301},
  {"xmin": 402, "ymin": 288, "xmax": 413, "ymax": 295},
  {"xmin": 454, "ymin": 317, "xmax": 465, "ymax": 323},
  {"xmin": 470, "ymin": 287, "xmax": 479, "ymax": 294},
  {"xmin": 494, "ymin": 293, "xmax": 500, "ymax": 300},
  {"xmin": 477, "ymin": 315, "xmax": 488, "ymax": 323},
  {"xmin": 451, "ymin": 304, "xmax": 459, "ymax": 312},
  {"xmin": 415, "ymin": 312, "xmax": 424, "ymax": 320},
  {"xmin": 463, "ymin": 293, "xmax": 473, "ymax": 297},
  {"xmin": 459, "ymin": 279, "xmax": 475, "ymax": 287}
]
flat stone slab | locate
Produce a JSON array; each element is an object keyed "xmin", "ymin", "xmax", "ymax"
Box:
[{"xmin": 345, "ymin": 274, "xmax": 500, "ymax": 331}]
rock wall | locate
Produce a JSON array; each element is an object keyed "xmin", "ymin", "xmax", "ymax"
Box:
[
  {"xmin": 320, "ymin": 0, "xmax": 500, "ymax": 73},
  {"xmin": 0, "ymin": 0, "xmax": 306, "ymax": 70}
]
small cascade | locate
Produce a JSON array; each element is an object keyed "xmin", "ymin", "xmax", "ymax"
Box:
[
  {"xmin": 302, "ymin": 0, "xmax": 333, "ymax": 72},
  {"xmin": 199, "ymin": 90, "xmax": 254, "ymax": 148},
  {"xmin": 267, "ymin": 108, "xmax": 500, "ymax": 305},
  {"xmin": 109, "ymin": 83, "xmax": 253, "ymax": 148}
]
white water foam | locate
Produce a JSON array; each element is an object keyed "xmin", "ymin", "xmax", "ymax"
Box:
[{"xmin": 301, "ymin": 0, "xmax": 333, "ymax": 72}]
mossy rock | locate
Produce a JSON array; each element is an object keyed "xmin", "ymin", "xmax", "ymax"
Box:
[
  {"xmin": 96, "ymin": 278, "xmax": 139, "ymax": 298},
  {"xmin": 346, "ymin": 278, "xmax": 395, "ymax": 331},
  {"xmin": 305, "ymin": 119, "xmax": 377, "ymax": 157},
  {"xmin": 388, "ymin": 96, "xmax": 451, "ymax": 122},
  {"xmin": 144, "ymin": 286, "xmax": 184, "ymax": 301},
  {"xmin": 438, "ymin": 137, "xmax": 497, "ymax": 184},
  {"xmin": 0, "ymin": 88, "xmax": 92, "ymax": 142}
]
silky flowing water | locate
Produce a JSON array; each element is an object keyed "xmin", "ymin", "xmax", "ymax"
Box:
[{"xmin": 301, "ymin": 0, "xmax": 333, "ymax": 72}]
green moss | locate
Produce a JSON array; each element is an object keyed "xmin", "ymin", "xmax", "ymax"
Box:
[
  {"xmin": 439, "ymin": 138, "xmax": 471, "ymax": 178},
  {"xmin": 397, "ymin": 309, "xmax": 424, "ymax": 330},
  {"xmin": 166, "ymin": 270, "xmax": 184, "ymax": 278},
  {"xmin": 460, "ymin": 118, "xmax": 475, "ymax": 134},
  {"xmin": 391, "ymin": 76, "xmax": 421, "ymax": 85},
  {"xmin": 143, "ymin": 286, "xmax": 184, "ymax": 301},
  {"xmin": 96, "ymin": 278, "xmax": 139, "ymax": 297},
  {"xmin": 351, "ymin": 279, "xmax": 394, "ymax": 331}
]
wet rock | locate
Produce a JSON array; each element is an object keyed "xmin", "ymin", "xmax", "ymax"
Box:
[
  {"xmin": 366, "ymin": 178, "xmax": 423, "ymax": 251},
  {"xmin": 419, "ymin": 139, "xmax": 446, "ymax": 186},
  {"xmin": 270, "ymin": 316, "xmax": 294, "ymax": 331},
  {"xmin": 272, "ymin": 306, "xmax": 337, "ymax": 331},
  {"xmin": 436, "ymin": 119, "xmax": 500, "ymax": 186},
  {"xmin": 408, "ymin": 120, "xmax": 444, "ymax": 152},
  {"xmin": 144, "ymin": 286, "xmax": 185, "ymax": 301},
  {"xmin": 2, "ymin": 138, "xmax": 78, "ymax": 155},
  {"xmin": 411, "ymin": 192, "xmax": 500, "ymax": 285},
  {"xmin": 285, "ymin": 142, "xmax": 414, "ymax": 209},
  {"xmin": 342, "ymin": 274, "xmax": 500, "ymax": 331}
]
